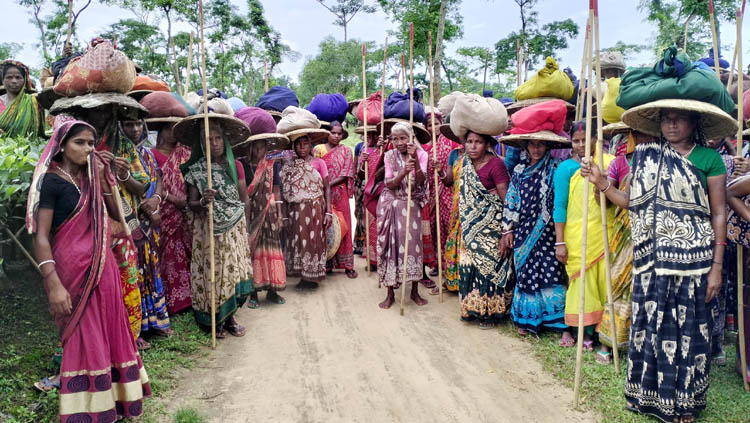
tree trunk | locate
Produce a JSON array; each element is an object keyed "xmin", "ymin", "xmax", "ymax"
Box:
[
  {"xmin": 31, "ymin": 2, "xmax": 50, "ymax": 61},
  {"xmin": 344, "ymin": 24, "xmax": 348, "ymax": 42},
  {"xmin": 433, "ymin": 0, "xmax": 449, "ymax": 100},
  {"xmin": 441, "ymin": 61, "xmax": 453, "ymax": 92}
]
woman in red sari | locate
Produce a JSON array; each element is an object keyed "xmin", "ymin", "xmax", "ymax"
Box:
[
  {"xmin": 27, "ymin": 120, "xmax": 151, "ymax": 422},
  {"xmin": 314, "ymin": 121, "xmax": 358, "ymax": 278}
]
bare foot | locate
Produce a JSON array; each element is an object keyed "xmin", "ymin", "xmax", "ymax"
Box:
[
  {"xmin": 410, "ymin": 289, "xmax": 428, "ymax": 306},
  {"xmin": 379, "ymin": 294, "xmax": 395, "ymax": 309}
]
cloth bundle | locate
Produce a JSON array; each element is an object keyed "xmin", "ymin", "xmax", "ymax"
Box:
[
  {"xmin": 601, "ymin": 77, "xmax": 626, "ymax": 124},
  {"xmin": 383, "ymin": 91, "xmax": 425, "ymax": 122},
  {"xmin": 277, "ymin": 106, "xmax": 321, "ymax": 133},
  {"xmin": 507, "ymin": 99, "xmax": 565, "ymax": 135},
  {"xmin": 355, "ymin": 91, "xmax": 383, "ymax": 125},
  {"xmin": 227, "ymin": 97, "xmax": 247, "ymax": 112},
  {"xmin": 132, "ymin": 75, "xmax": 170, "ymax": 92},
  {"xmin": 53, "ymin": 40, "xmax": 136, "ymax": 96},
  {"xmin": 307, "ymin": 93, "xmax": 348, "ymax": 123},
  {"xmin": 698, "ymin": 48, "xmax": 730, "ymax": 69},
  {"xmin": 514, "ymin": 57, "xmax": 575, "ymax": 101},
  {"xmin": 449, "ymin": 93, "xmax": 507, "ymax": 140},
  {"xmin": 256, "ymin": 86, "xmax": 299, "ymax": 112},
  {"xmin": 140, "ymin": 92, "xmax": 188, "ymax": 118},
  {"xmin": 617, "ymin": 46, "xmax": 736, "ymax": 114},
  {"xmin": 437, "ymin": 91, "xmax": 463, "ymax": 117},
  {"xmin": 600, "ymin": 51, "xmax": 626, "ymax": 72}
]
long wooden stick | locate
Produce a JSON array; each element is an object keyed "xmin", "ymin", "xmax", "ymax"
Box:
[
  {"xmin": 735, "ymin": 6, "xmax": 749, "ymax": 393},
  {"xmin": 726, "ymin": 1, "xmax": 746, "ymax": 92},
  {"xmin": 573, "ymin": 6, "xmax": 595, "ymax": 409},
  {"xmin": 4, "ymin": 227, "xmax": 40, "ymax": 274},
  {"xmin": 401, "ymin": 54, "xmax": 407, "ymax": 93},
  {"xmin": 575, "ymin": 16, "xmax": 592, "ymax": 122},
  {"xmin": 593, "ymin": 3, "xmax": 619, "ymax": 374},
  {"xmin": 381, "ymin": 37, "xmax": 388, "ymax": 142},
  {"xmin": 709, "ymin": 0, "xmax": 721, "ymax": 77},
  {"xmin": 400, "ymin": 23, "xmax": 415, "ymax": 316},
  {"xmin": 362, "ymin": 44, "xmax": 372, "ymax": 279},
  {"xmin": 516, "ymin": 39, "xmax": 522, "ymax": 88},
  {"xmin": 184, "ymin": 31, "xmax": 194, "ymax": 95},
  {"xmin": 427, "ymin": 32, "xmax": 444, "ymax": 304},
  {"xmin": 170, "ymin": 36, "xmax": 183, "ymax": 96},
  {"xmin": 198, "ymin": 0, "xmax": 217, "ymax": 350}
]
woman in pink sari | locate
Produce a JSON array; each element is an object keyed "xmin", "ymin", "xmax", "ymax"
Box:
[
  {"xmin": 314, "ymin": 121, "xmax": 357, "ymax": 278},
  {"xmin": 27, "ymin": 120, "xmax": 151, "ymax": 422}
]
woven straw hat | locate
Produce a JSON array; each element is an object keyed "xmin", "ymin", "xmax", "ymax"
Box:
[
  {"xmin": 500, "ymin": 131, "xmax": 571, "ymax": 149},
  {"xmin": 376, "ymin": 118, "xmax": 431, "ymax": 144},
  {"xmin": 320, "ymin": 120, "xmax": 349, "ymax": 140},
  {"xmin": 621, "ymin": 99, "xmax": 738, "ymax": 140},
  {"xmin": 439, "ymin": 123, "xmax": 460, "ymax": 143},
  {"xmin": 506, "ymin": 97, "xmax": 575, "ymax": 117},
  {"xmin": 173, "ymin": 113, "xmax": 251, "ymax": 148},
  {"xmin": 277, "ymin": 106, "xmax": 330, "ymax": 145},
  {"xmin": 602, "ymin": 121, "xmax": 630, "ymax": 138},
  {"xmin": 743, "ymin": 120, "xmax": 750, "ymax": 138},
  {"xmin": 50, "ymin": 92, "xmax": 149, "ymax": 120},
  {"xmin": 126, "ymin": 90, "xmax": 153, "ymax": 102},
  {"xmin": 449, "ymin": 93, "xmax": 508, "ymax": 141}
]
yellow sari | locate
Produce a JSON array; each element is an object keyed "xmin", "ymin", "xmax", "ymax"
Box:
[{"xmin": 563, "ymin": 153, "xmax": 615, "ymax": 328}]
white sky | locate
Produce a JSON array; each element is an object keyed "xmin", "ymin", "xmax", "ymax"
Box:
[{"xmin": 3, "ymin": 0, "xmax": 749, "ymax": 85}]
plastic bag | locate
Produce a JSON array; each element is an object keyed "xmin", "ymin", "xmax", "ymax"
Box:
[
  {"xmin": 601, "ymin": 77, "xmax": 625, "ymax": 124},
  {"xmin": 54, "ymin": 40, "xmax": 136, "ymax": 96},
  {"xmin": 355, "ymin": 91, "xmax": 383, "ymax": 125},
  {"xmin": 514, "ymin": 57, "xmax": 574, "ymax": 101}
]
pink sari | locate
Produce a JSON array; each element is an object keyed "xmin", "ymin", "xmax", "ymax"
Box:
[
  {"xmin": 151, "ymin": 146, "xmax": 193, "ymax": 314},
  {"xmin": 423, "ymin": 135, "xmax": 458, "ymax": 269},
  {"xmin": 27, "ymin": 121, "xmax": 151, "ymax": 422},
  {"xmin": 315, "ymin": 143, "xmax": 355, "ymax": 270}
]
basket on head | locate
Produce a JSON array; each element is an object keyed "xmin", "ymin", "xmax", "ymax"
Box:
[
  {"xmin": 602, "ymin": 121, "xmax": 630, "ymax": 138},
  {"xmin": 50, "ymin": 92, "xmax": 149, "ymax": 120},
  {"xmin": 620, "ymin": 99, "xmax": 738, "ymax": 140},
  {"xmin": 172, "ymin": 112, "xmax": 251, "ymax": 148}
]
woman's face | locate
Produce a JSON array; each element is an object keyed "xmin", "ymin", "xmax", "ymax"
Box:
[
  {"xmin": 465, "ymin": 132, "xmax": 488, "ymax": 160},
  {"xmin": 571, "ymin": 130, "xmax": 595, "ymax": 158},
  {"xmin": 250, "ymin": 140, "xmax": 267, "ymax": 161},
  {"xmin": 328, "ymin": 125, "xmax": 343, "ymax": 146},
  {"xmin": 157, "ymin": 124, "xmax": 176, "ymax": 146},
  {"xmin": 526, "ymin": 139, "xmax": 548, "ymax": 163},
  {"xmin": 391, "ymin": 131, "xmax": 411, "ymax": 153},
  {"xmin": 294, "ymin": 137, "xmax": 312, "ymax": 159},
  {"xmin": 367, "ymin": 132, "xmax": 378, "ymax": 147},
  {"xmin": 2, "ymin": 67, "xmax": 24, "ymax": 96},
  {"xmin": 122, "ymin": 120, "xmax": 143, "ymax": 142},
  {"xmin": 203, "ymin": 123, "xmax": 225, "ymax": 158},
  {"xmin": 425, "ymin": 113, "xmax": 444, "ymax": 137},
  {"xmin": 660, "ymin": 110, "xmax": 696, "ymax": 144},
  {"xmin": 62, "ymin": 128, "xmax": 96, "ymax": 167},
  {"xmin": 82, "ymin": 107, "xmax": 114, "ymax": 132}
]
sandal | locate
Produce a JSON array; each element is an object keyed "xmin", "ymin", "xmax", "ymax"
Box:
[
  {"xmin": 583, "ymin": 339, "xmax": 594, "ymax": 352},
  {"xmin": 518, "ymin": 328, "xmax": 529, "ymax": 336},
  {"xmin": 266, "ymin": 291, "xmax": 286, "ymax": 304},
  {"xmin": 345, "ymin": 269, "xmax": 358, "ymax": 279},
  {"xmin": 33, "ymin": 375, "xmax": 60, "ymax": 393},
  {"xmin": 429, "ymin": 267, "xmax": 439, "ymax": 277},
  {"xmin": 216, "ymin": 325, "xmax": 228, "ymax": 339},
  {"xmin": 136, "ymin": 337, "xmax": 151, "ymax": 351},
  {"xmin": 226, "ymin": 323, "xmax": 246, "ymax": 337},
  {"xmin": 679, "ymin": 415, "xmax": 695, "ymax": 423},
  {"xmin": 419, "ymin": 278, "xmax": 437, "ymax": 289},
  {"xmin": 247, "ymin": 299, "xmax": 260, "ymax": 309},
  {"xmin": 596, "ymin": 350, "xmax": 612, "ymax": 365},
  {"xmin": 429, "ymin": 284, "xmax": 448, "ymax": 295},
  {"xmin": 151, "ymin": 328, "xmax": 173, "ymax": 337},
  {"xmin": 625, "ymin": 401, "xmax": 639, "ymax": 414},
  {"xmin": 713, "ymin": 350, "xmax": 727, "ymax": 366},
  {"xmin": 559, "ymin": 332, "xmax": 576, "ymax": 347}
]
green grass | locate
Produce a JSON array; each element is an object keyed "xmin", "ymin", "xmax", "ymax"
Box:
[
  {"xmin": 0, "ymin": 264, "xmax": 210, "ymax": 423},
  {"xmin": 172, "ymin": 407, "xmax": 206, "ymax": 423},
  {"xmin": 498, "ymin": 324, "xmax": 750, "ymax": 423}
]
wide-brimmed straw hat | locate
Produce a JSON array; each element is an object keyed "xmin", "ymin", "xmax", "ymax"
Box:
[
  {"xmin": 348, "ymin": 99, "xmax": 362, "ymax": 115},
  {"xmin": 50, "ymin": 92, "xmax": 149, "ymax": 120},
  {"xmin": 376, "ymin": 118, "xmax": 431, "ymax": 144},
  {"xmin": 602, "ymin": 121, "xmax": 630, "ymax": 138},
  {"xmin": 500, "ymin": 131, "xmax": 571, "ymax": 149},
  {"xmin": 35, "ymin": 87, "xmax": 62, "ymax": 110},
  {"xmin": 439, "ymin": 123, "xmax": 460, "ymax": 143},
  {"xmin": 507, "ymin": 97, "xmax": 576, "ymax": 117},
  {"xmin": 621, "ymin": 99, "xmax": 738, "ymax": 140},
  {"xmin": 320, "ymin": 120, "xmax": 349, "ymax": 140},
  {"xmin": 232, "ymin": 106, "xmax": 289, "ymax": 152},
  {"xmin": 173, "ymin": 113, "xmax": 251, "ymax": 148},
  {"xmin": 277, "ymin": 106, "xmax": 330, "ymax": 145},
  {"xmin": 126, "ymin": 90, "xmax": 153, "ymax": 102}
]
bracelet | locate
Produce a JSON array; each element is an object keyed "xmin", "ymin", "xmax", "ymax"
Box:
[
  {"xmin": 715, "ymin": 241, "xmax": 727, "ymax": 246},
  {"xmin": 713, "ymin": 260, "xmax": 723, "ymax": 265},
  {"xmin": 283, "ymin": 218, "xmax": 289, "ymax": 220},
  {"xmin": 555, "ymin": 242, "xmax": 566, "ymax": 246},
  {"xmin": 199, "ymin": 197, "xmax": 207, "ymax": 207},
  {"xmin": 37, "ymin": 259, "xmax": 55, "ymax": 269},
  {"xmin": 116, "ymin": 172, "xmax": 130, "ymax": 182},
  {"xmin": 501, "ymin": 230, "xmax": 512, "ymax": 235},
  {"xmin": 151, "ymin": 207, "xmax": 159, "ymax": 215},
  {"xmin": 326, "ymin": 212, "xmax": 333, "ymax": 217},
  {"xmin": 599, "ymin": 181, "xmax": 612, "ymax": 193},
  {"xmin": 153, "ymin": 194, "xmax": 163, "ymax": 204},
  {"xmin": 102, "ymin": 191, "xmax": 113, "ymax": 196}
]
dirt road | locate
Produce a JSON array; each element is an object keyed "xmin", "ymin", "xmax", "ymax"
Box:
[{"xmin": 163, "ymin": 256, "xmax": 598, "ymax": 423}]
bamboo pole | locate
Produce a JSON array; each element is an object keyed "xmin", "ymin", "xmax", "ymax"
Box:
[
  {"xmin": 683, "ymin": 19, "xmax": 689, "ymax": 52},
  {"xmin": 170, "ymin": 36, "xmax": 183, "ymax": 96},
  {"xmin": 735, "ymin": 6, "xmax": 749, "ymax": 392},
  {"xmin": 401, "ymin": 54, "xmax": 407, "ymax": 93},
  {"xmin": 573, "ymin": 6, "xmax": 595, "ymax": 409},
  {"xmin": 400, "ymin": 23, "xmax": 415, "ymax": 316},
  {"xmin": 264, "ymin": 59, "xmax": 269, "ymax": 92},
  {"xmin": 575, "ymin": 16, "xmax": 592, "ymax": 122},
  {"xmin": 709, "ymin": 0, "xmax": 721, "ymax": 77},
  {"xmin": 592, "ymin": 2, "xmax": 619, "ymax": 374},
  {"xmin": 428, "ymin": 32, "xmax": 444, "ymax": 303},
  {"xmin": 726, "ymin": 1, "xmax": 746, "ymax": 92},
  {"xmin": 65, "ymin": 0, "xmax": 74, "ymax": 48},
  {"xmin": 516, "ymin": 39, "xmax": 522, "ymax": 88},
  {"xmin": 198, "ymin": 0, "xmax": 217, "ymax": 350},
  {"xmin": 381, "ymin": 37, "xmax": 388, "ymax": 144},
  {"xmin": 362, "ymin": 43, "xmax": 372, "ymax": 279},
  {"xmin": 184, "ymin": 32, "xmax": 194, "ymax": 95},
  {"xmin": 4, "ymin": 227, "xmax": 40, "ymax": 274}
]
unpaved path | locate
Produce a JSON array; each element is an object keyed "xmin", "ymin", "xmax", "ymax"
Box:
[{"xmin": 163, "ymin": 256, "xmax": 598, "ymax": 423}]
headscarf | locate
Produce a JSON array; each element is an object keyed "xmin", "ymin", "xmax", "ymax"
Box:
[
  {"xmin": 0, "ymin": 60, "xmax": 43, "ymax": 137},
  {"xmin": 26, "ymin": 120, "xmax": 98, "ymax": 234}
]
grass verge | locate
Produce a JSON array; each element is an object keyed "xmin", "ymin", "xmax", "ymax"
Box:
[
  {"xmin": 0, "ymin": 264, "xmax": 210, "ymax": 423},
  {"xmin": 499, "ymin": 324, "xmax": 750, "ymax": 422}
]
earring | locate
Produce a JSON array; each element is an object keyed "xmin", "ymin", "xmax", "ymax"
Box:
[{"xmin": 60, "ymin": 148, "xmax": 65, "ymax": 153}]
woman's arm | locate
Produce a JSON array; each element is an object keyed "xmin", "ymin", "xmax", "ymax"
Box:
[
  {"xmin": 580, "ymin": 158, "xmax": 630, "ymax": 209},
  {"xmin": 33, "ymin": 209, "xmax": 72, "ymax": 316},
  {"xmin": 706, "ymin": 174, "xmax": 728, "ymax": 303},
  {"xmin": 494, "ymin": 182, "xmax": 508, "ymax": 201},
  {"xmin": 188, "ymin": 184, "xmax": 206, "ymax": 213},
  {"xmin": 727, "ymin": 177, "xmax": 750, "ymax": 221},
  {"xmin": 329, "ymin": 175, "xmax": 348, "ymax": 187}
]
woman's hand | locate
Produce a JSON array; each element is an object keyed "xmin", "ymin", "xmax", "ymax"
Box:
[
  {"xmin": 141, "ymin": 197, "xmax": 159, "ymax": 214},
  {"xmin": 733, "ymin": 157, "xmax": 750, "ymax": 176},
  {"xmin": 98, "ymin": 150, "xmax": 115, "ymax": 163},
  {"xmin": 407, "ymin": 143, "xmax": 417, "ymax": 158},
  {"xmin": 113, "ymin": 157, "xmax": 130, "ymax": 180},
  {"xmin": 404, "ymin": 158, "xmax": 416, "ymax": 174},
  {"xmin": 148, "ymin": 211, "xmax": 162, "ymax": 226},
  {"xmin": 202, "ymin": 188, "xmax": 216, "ymax": 205},
  {"xmin": 360, "ymin": 151, "xmax": 369, "ymax": 164},
  {"xmin": 555, "ymin": 244, "xmax": 568, "ymax": 264},
  {"xmin": 579, "ymin": 158, "xmax": 606, "ymax": 189},
  {"xmin": 48, "ymin": 280, "xmax": 72, "ymax": 316},
  {"xmin": 500, "ymin": 232, "xmax": 514, "ymax": 251},
  {"xmin": 432, "ymin": 159, "xmax": 443, "ymax": 174},
  {"xmin": 324, "ymin": 212, "xmax": 332, "ymax": 229},
  {"xmin": 705, "ymin": 266, "xmax": 723, "ymax": 303}
]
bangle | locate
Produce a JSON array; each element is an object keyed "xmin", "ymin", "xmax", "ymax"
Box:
[
  {"xmin": 600, "ymin": 181, "xmax": 612, "ymax": 193},
  {"xmin": 116, "ymin": 172, "xmax": 130, "ymax": 182},
  {"xmin": 151, "ymin": 207, "xmax": 159, "ymax": 215},
  {"xmin": 153, "ymin": 194, "xmax": 163, "ymax": 204},
  {"xmin": 555, "ymin": 242, "xmax": 566, "ymax": 246},
  {"xmin": 37, "ymin": 259, "xmax": 55, "ymax": 269},
  {"xmin": 502, "ymin": 230, "xmax": 512, "ymax": 235},
  {"xmin": 715, "ymin": 241, "xmax": 727, "ymax": 246},
  {"xmin": 326, "ymin": 212, "xmax": 333, "ymax": 217},
  {"xmin": 102, "ymin": 191, "xmax": 113, "ymax": 196}
]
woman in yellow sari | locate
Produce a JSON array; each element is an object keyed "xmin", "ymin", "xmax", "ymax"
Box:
[
  {"xmin": 440, "ymin": 142, "xmax": 464, "ymax": 292},
  {"xmin": 553, "ymin": 120, "xmax": 615, "ymax": 363}
]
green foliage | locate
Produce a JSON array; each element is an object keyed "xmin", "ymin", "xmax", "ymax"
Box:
[
  {"xmin": 638, "ymin": 0, "xmax": 738, "ymax": 61},
  {"xmin": 173, "ymin": 407, "xmax": 207, "ymax": 423},
  {"xmin": 16, "ymin": 0, "xmax": 92, "ymax": 64},
  {"xmin": 0, "ymin": 43, "xmax": 23, "ymax": 62},
  {"xmin": 603, "ymin": 41, "xmax": 647, "ymax": 61},
  {"xmin": 101, "ymin": 19, "xmax": 170, "ymax": 78},
  {"xmin": 0, "ymin": 136, "xmax": 44, "ymax": 230},
  {"xmin": 316, "ymin": 0, "xmax": 377, "ymax": 41},
  {"xmin": 296, "ymin": 37, "xmax": 380, "ymax": 106}
]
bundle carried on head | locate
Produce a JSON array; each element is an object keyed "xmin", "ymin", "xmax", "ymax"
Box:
[
  {"xmin": 601, "ymin": 77, "xmax": 626, "ymax": 124},
  {"xmin": 437, "ymin": 91, "xmax": 464, "ymax": 117},
  {"xmin": 140, "ymin": 91, "xmax": 188, "ymax": 129},
  {"xmin": 600, "ymin": 51, "xmax": 626, "ymax": 72},
  {"xmin": 617, "ymin": 46, "xmax": 736, "ymax": 114},
  {"xmin": 500, "ymin": 99, "xmax": 571, "ymax": 149},
  {"xmin": 131, "ymin": 75, "xmax": 170, "ymax": 92},
  {"xmin": 698, "ymin": 48, "xmax": 730, "ymax": 69},
  {"xmin": 256, "ymin": 86, "xmax": 299, "ymax": 112},
  {"xmin": 355, "ymin": 91, "xmax": 383, "ymax": 125},
  {"xmin": 307, "ymin": 93, "xmax": 349, "ymax": 123},
  {"xmin": 227, "ymin": 97, "xmax": 247, "ymax": 112},
  {"xmin": 233, "ymin": 106, "xmax": 289, "ymax": 151},
  {"xmin": 384, "ymin": 90, "xmax": 425, "ymax": 122},
  {"xmin": 448, "ymin": 93, "xmax": 508, "ymax": 141},
  {"xmin": 276, "ymin": 106, "xmax": 329, "ymax": 144},
  {"xmin": 514, "ymin": 57, "xmax": 575, "ymax": 102},
  {"xmin": 53, "ymin": 38, "xmax": 137, "ymax": 96}
]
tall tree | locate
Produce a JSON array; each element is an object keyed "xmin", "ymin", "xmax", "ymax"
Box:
[{"xmin": 315, "ymin": 0, "xmax": 377, "ymax": 41}]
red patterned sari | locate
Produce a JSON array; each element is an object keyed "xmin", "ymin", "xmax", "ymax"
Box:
[{"xmin": 423, "ymin": 135, "xmax": 459, "ymax": 269}]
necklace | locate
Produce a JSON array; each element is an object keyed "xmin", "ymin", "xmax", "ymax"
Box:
[
  {"xmin": 57, "ymin": 166, "xmax": 81, "ymax": 196},
  {"xmin": 681, "ymin": 144, "xmax": 697, "ymax": 158}
]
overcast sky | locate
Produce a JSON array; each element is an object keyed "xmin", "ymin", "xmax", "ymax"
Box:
[{"xmin": 3, "ymin": 0, "xmax": 749, "ymax": 85}]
